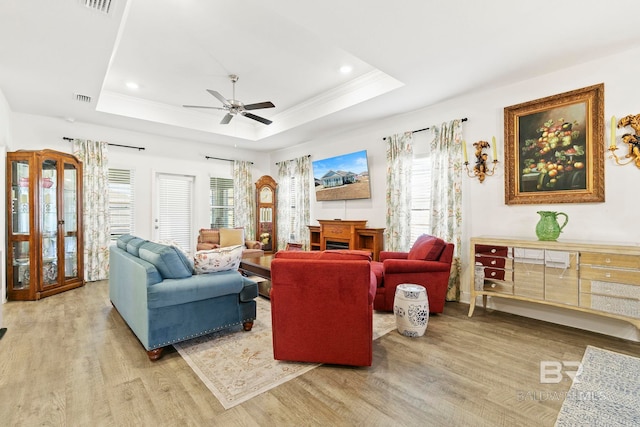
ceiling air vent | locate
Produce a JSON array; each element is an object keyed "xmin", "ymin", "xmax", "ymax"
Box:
[
  {"xmin": 83, "ymin": 0, "xmax": 113, "ymax": 15},
  {"xmin": 74, "ymin": 93, "xmax": 92, "ymax": 103}
]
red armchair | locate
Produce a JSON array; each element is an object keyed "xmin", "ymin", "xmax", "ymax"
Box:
[
  {"xmin": 372, "ymin": 234, "xmax": 454, "ymax": 313},
  {"xmin": 270, "ymin": 250, "xmax": 376, "ymax": 366}
]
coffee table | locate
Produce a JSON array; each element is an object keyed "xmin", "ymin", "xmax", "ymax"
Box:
[{"xmin": 239, "ymin": 254, "xmax": 273, "ymax": 298}]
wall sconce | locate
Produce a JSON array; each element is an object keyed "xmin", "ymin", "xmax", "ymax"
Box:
[
  {"xmin": 463, "ymin": 137, "xmax": 499, "ymax": 183},
  {"xmin": 609, "ymin": 114, "xmax": 640, "ymax": 168}
]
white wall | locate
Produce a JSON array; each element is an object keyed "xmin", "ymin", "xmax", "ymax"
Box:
[
  {"xmin": 0, "ymin": 88, "xmax": 10, "ymax": 310},
  {"xmin": 269, "ymin": 46, "xmax": 640, "ymax": 341},
  {"xmin": 8, "ymin": 46, "xmax": 640, "ymax": 340},
  {"xmin": 9, "ymin": 114, "xmax": 273, "ymax": 245}
]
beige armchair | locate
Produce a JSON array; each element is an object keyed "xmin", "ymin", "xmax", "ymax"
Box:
[{"xmin": 197, "ymin": 228, "xmax": 264, "ymax": 257}]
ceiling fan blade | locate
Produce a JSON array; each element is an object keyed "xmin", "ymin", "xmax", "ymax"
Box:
[
  {"xmin": 243, "ymin": 112, "xmax": 272, "ymax": 125},
  {"xmin": 206, "ymin": 89, "xmax": 231, "ymax": 107},
  {"xmin": 220, "ymin": 113, "xmax": 234, "ymax": 125},
  {"xmin": 183, "ymin": 105, "xmax": 226, "ymax": 110},
  {"xmin": 243, "ymin": 101, "xmax": 275, "ymax": 111}
]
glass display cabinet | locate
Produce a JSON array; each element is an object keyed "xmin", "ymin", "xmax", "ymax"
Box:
[{"xmin": 6, "ymin": 150, "xmax": 84, "ymax": 300}]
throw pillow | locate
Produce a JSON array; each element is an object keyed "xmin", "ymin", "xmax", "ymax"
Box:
[
  {"xmin": 194, "ymin": 245, "xmax": 243, "ymax": 274},
  {"xmin": 199, "ymin": 229, "xmax": 220, "ymax": 245},
  {"xmin": 219, "ymin": 228, "xmax": 244, "ymax": 248},
  {"xmin": 408, "ymin": 234, "xmax": 446, "ymax": 261}
]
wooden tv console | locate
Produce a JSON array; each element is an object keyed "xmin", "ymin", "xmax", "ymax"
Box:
[{"xmin": 308, "ymin": 220, "xmax": 384, "ymax": 261}]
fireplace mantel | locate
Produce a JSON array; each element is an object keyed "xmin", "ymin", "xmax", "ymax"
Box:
[{"xmin": 308, "ymin": 220, "xmax": 384, "ymax": 261}]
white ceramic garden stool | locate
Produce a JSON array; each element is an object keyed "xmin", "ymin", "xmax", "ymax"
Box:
[{"xmin": 393, "ymin": 284, "xmax": 429, "ymax": 337}]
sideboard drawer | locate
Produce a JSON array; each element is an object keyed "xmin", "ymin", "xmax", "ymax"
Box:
[
  {"xmin": 581, "ymin": 253, "xmax": 640, "ymax": 269},
  {"xmin": 580, "ymin": 265, "xmax": 640, "ymax": 284},
  {"xmin": 582, "ymin": 280, "xmax": 640, "ymax": 299},
  {"xmin": 581, "ymin": 293, "xmax": 640, "ymax": 319},
  {"xmin": 475, "ymin": 245, "xmax": 509, "ymax": 257}
]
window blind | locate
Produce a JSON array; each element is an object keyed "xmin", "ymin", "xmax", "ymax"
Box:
[
  {"xmin": 410, "ymin": 156, "xmax": 431, "ymax": 244},
  {"xmin": 158, "ymin": 174, "xmax": 193, "ymax": 253},
  {"xmin": 108, "ymin": 168, "xmax": 135, "ymax": 241},
  {"xmin": 209, "ymin": 177, "xmax": 234, "ymax": 228}
]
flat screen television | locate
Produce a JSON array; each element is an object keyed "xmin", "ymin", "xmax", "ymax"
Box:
[{"xmin": 312, "ymin": 150, "xmax": 371, "ymax": 201}]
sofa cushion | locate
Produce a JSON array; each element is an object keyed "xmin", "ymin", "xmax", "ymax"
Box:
[
  {"xmin": 116, "ymin": 234, "xmax": 136, "ymax": 250},
  {"xmin": 147, "ymin": 269, "xmax": 247, "ymax": 309},
  {"xmin": 126, "ymin": 238, "xmax": 148, "ymax": 257},
  {"xmin": 220, "ymin": 228, "xmax": 244, "ymax": 247},
  {"xmin": 275, "ymin": 250, "xmax": 372, "ymax": 261},
  {"xmin": 139, "ymin": 241, "xmax": 194, "ymax": 279},
  {"xmin": 194, "ymin": 245, "xmax": 243, "ymax": 274},
  {"xmin": 408, "ymin": 234, "xmax": 446, "ymax": 261}
]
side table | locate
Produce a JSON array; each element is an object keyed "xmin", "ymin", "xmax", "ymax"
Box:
[{"xmin": 393, "ymin": 284, "xmax": 429, "ymax": 337}]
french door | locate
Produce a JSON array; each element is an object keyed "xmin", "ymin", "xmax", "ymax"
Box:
[{"xmin": 154, "ymin": 173, "xmax": 194, "ymax": 254}]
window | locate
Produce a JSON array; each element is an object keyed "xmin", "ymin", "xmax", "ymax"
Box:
[
  {"xmin": 108, "ymin": 168, "xmax": 135, "ymax": 241},
  {"xmin": 288, "ymin": 176, "xmax": 296, "ymax": 240},
  {"xmin": 210, "ymin": 177, "xmax": 234, "ymax": 228},
  {"xmin": 410, "ymin": 155, "xmax": 431, "ymax": 243}
]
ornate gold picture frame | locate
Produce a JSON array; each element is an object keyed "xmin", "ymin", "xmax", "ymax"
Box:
[{"xmin": 504, "ymin": 83, "xmax": 604, "ymax": 205}]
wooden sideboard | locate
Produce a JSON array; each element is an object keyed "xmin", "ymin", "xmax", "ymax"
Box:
[
  {"xmin": 469, "ymin": 236, "xmax": 640, "ymax": 329},
  {"xmin": 308, "ymin": 220, "xmax": 384, "ymax": 261}
]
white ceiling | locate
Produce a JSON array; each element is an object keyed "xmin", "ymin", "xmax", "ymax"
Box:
[{"xmin": 2, "ymin": 0, "xmax": 640, "ymax": 152}]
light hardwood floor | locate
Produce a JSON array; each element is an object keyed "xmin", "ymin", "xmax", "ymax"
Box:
[{"xmin": 1, "ymin": 280, "xmax": 639, "ymax": 426}]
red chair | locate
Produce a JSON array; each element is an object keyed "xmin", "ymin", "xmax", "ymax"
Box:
[
  {"xmin": 270, "ymin": 250, "xmax": 376, "ymax": 366},
  {"xmin": 372, "ymin": 234, "xmax": 454, "ymax": 313}
]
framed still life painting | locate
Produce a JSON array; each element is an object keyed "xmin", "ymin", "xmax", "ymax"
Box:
[{"xmin": 504, "ymin": 83, "xmax": 605, "ymax": 205}]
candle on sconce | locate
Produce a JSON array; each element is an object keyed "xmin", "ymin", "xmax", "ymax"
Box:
[
  {"xmin": 610, "ymin": 116, "xmax": 617, "ymax": 149},
  {"xmin": 462, "ymin": 140, "xmax": 468, "ymax": 163},
  {"xmin": 492, "ymin": 136, "xmax": 497, "ymax": 160}
]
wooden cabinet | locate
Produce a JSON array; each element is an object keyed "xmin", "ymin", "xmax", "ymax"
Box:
[
  {"xmin": 255, "ymin": 175, "xmax": 277, "ymax": 254},
  {"xmin": 469, "ymin": 236, "xmax": 640, "ymax": 329},
  {"xmin": 308, "ymin": 220, "xmax": 384, "ymax": 261},
  {"xmin": 6, "ymin": 150, "xmax": 84, "ymax": 300}
]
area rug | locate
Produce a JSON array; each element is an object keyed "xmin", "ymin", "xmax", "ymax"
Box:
[
  {"xmin": 555, "ymin": 345, "xmax": 640, "ymax": 426},
  {"xmin": 174, "ymin": 297, "xmax": 397, "ymax": 409}
]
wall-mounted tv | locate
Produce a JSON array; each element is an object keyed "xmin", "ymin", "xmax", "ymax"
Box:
[{"xmin": 312, "ymin": 150, "xmax": 371, "ymax": 201}]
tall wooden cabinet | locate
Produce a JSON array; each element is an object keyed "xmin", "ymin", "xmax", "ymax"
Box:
[{"xmin": 6, "ymin": 150, "xmax": 84, "ymax": 300}]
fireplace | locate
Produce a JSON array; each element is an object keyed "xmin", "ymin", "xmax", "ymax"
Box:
[{"xmin": 325, "ymin": 240, "xmax": 350, "ymax": 250}]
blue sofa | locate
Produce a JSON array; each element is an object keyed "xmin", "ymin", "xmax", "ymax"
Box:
[{"xmin": 109, "ymin": 235, "xmax": 258, "ymax": 360}]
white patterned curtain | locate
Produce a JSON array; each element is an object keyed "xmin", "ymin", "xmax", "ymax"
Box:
[
  {"xmin": 72, "ymin": 139, "xmax": 110, "ymax": 281},
  {"xmin": 276, "ymin": 156, "xmax": 311, "ymax": 251},
  {"xmin": 233, "ymin": 160, "xmax": 255, "ymax": 239},
  {"xmin": 385, "ymin": 132, "xmax": 414, "ymax": 252},
  {"xmin": 429, "ymin": 120, "xmax": 463, "ymax": 301}
]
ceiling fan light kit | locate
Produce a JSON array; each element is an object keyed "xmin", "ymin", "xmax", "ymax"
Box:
[{"xmin": 183, "ymin": 74, "xmax": 275, "ymax": 125}]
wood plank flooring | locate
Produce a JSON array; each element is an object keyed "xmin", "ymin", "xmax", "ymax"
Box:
[{"xmin": 1, "ymin": 280, "xmax": 639, "ymax": 426}]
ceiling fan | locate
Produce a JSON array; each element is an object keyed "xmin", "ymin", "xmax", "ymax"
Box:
[{"xmin": 183, "ymin": 74, "xmax": 275, "ymax": 125}]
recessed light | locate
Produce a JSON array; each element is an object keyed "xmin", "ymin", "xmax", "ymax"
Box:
[
  {"xmin": 126, "ymin": 82, "xmax": 139, "ymax": 90},
  {"xmin": 339, "ymin": 65, "xmax": 353, "ymax": 74}
]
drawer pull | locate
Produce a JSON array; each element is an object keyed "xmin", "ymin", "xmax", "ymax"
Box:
[
  {"xmin": 605, "ymin": 272, "xmax": 611, "ymax": 278},
  {"xmin": 490, "ymin": 272, "xmax": 496, "ymax": 277},
  {"xmin": 491, "ymin": 249, "xmax": 497, "ymax": 254},
  {"xmin": 605, "ymin": 258, "xmax": 611, "ymax": 264},
  {"xmin": 491, "ymin": 260, "xmax": 497, "ymax": 265}
]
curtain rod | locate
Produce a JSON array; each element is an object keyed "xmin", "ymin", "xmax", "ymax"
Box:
[
  {"xmin": 62, "ymin": 137, "xmax": 145, "ymax": 151},
  {"xmin": 205, "ymin": 156, "xmax": 253, "ymax": 164},
  {"xmin": 382, "ymin": 117, "xmax": 468, "ymax": 141},
  {"xmin": 275, "ymin": 154, "xmax": 311, "ymax": 165}
]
